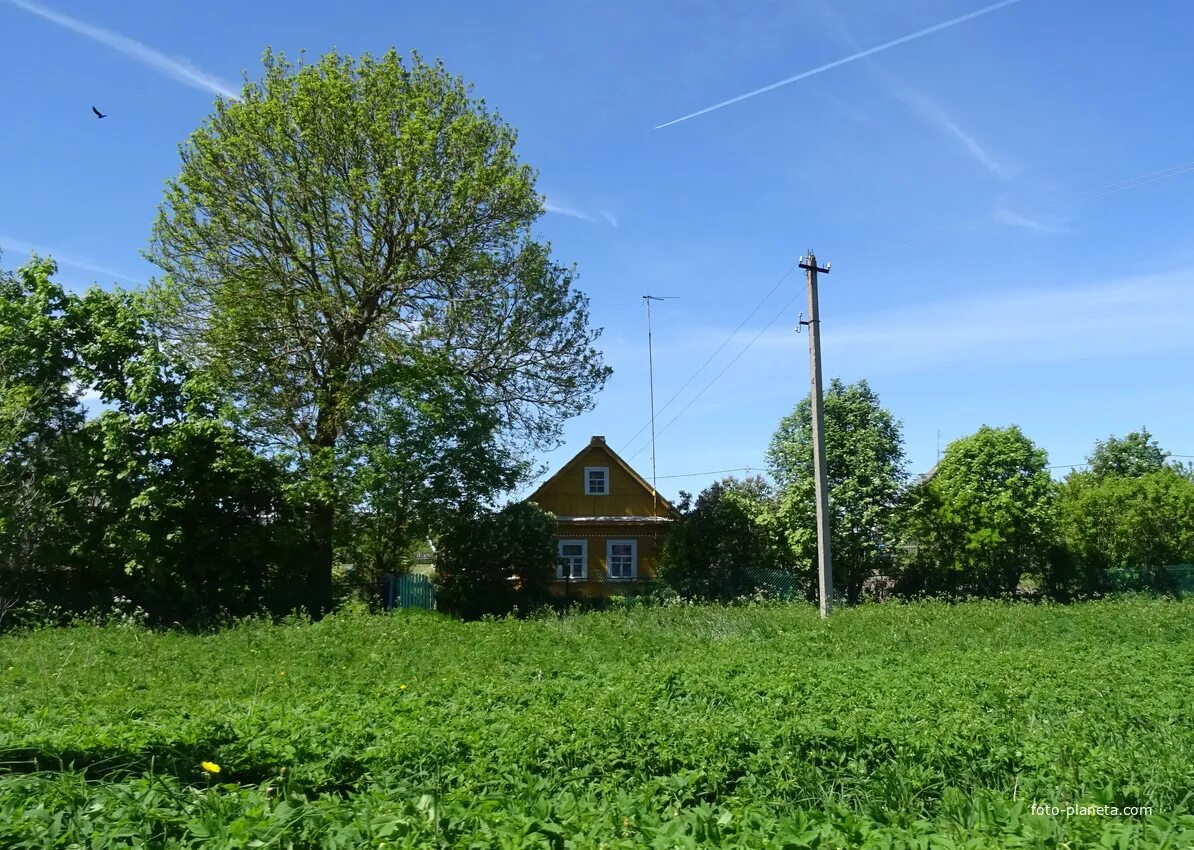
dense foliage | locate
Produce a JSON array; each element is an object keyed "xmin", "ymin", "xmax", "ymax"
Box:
[
  {"xmin": 0, "ymin": 259, "xmax": 85, "ymax": 589},
  {"xmin": 1, "ymin": 260, "xmax": 304, "ymax": 623},
  {"xmin": 1055, "ymin": 466, "xmax": 1194, "ymax": 594},
  {"xmin": 435, "ymin": 501, "xmax": 558, "ymax": 619},
  {"xmin": 1, "ymin": 600, "xmax": 1191, "ymax": 847},
  {"xmin": 1086, "ymin": 427, "xmax": 1169, "ymax": 480},
  {"xmin": 895, "ymin": 425, "xmax": 1055, "ymax": 597},
  {"xmin": 148, "ymin": 49, "xmax": 610, "ymax": 614},
  {"xmin": 658, "ymin": 475, "xmax": 791, "ymax": 600}
]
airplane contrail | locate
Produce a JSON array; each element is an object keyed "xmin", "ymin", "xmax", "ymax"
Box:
[
  {"xmin": 7, "ymin": 0, "xmax": 240, "ymax": 100},
  {"xmin": 0, "ymin": 234, "xmax": 139, "ymax": 282},
  {"xmin": 655, "ymin": 0, "xmax": 1026, "ymax": 129}
]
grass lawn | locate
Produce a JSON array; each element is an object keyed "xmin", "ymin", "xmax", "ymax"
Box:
[{"xmin": 1, "ymin": 598, "xmax": 1192, "ymax": 848}]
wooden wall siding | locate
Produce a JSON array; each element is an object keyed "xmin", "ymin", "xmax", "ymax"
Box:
[
  {"xmin": 532, "ymin": 443, "xmax": 671, "ymax": 519},
  {"xmin": 548, "ymin": 580, "xmax": 652, "ymax": 599}
]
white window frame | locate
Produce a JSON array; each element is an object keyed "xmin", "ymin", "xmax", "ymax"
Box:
[
  {"xmin": 584, "ymin": 466, "xmax": 609, "ymax": 496},
  {"xmin": 557, "ymin": 539, "xmax": 588, "ymax": 580},
  {"xmin": 606, "ymin": 539, "xmax": 637, "ymax": 581}
]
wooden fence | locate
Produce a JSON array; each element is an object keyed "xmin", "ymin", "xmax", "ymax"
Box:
[{"xmin": 382, "ymin": 573, "xmax": 436, "ymax": 611}]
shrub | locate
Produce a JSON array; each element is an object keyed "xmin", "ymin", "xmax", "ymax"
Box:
[{"xmin": 435, "ymin": 501, "xmax": 557, "ymax": 619}]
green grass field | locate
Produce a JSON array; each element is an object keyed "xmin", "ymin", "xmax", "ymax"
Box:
[{"xmin": 2, "ymin": 598, "xmax": 1192, "ymax": 848}]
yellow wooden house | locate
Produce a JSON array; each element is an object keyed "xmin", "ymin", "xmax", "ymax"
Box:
[{"xmin": 528, "ymin": 435, "xmax": 677, "ymax": 597}]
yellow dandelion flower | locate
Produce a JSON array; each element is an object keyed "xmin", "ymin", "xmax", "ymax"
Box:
[
  {"xmin": 400, "ymin": 684, "xmax": 407, "ymax": 690},
  {"xmin": 200, "ymin": 761, "xmax": 221, "ymax": 774}
]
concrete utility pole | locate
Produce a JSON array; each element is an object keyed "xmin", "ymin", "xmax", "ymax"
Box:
[{"xmin": 798, "ymin": 251, "xmax": 833, "ymax": 619}]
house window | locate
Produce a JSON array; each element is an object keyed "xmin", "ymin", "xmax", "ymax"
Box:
[
  {"xmin": 607, "ymin": 539, "xmax": 637, "ymax": 580},
  {"xmin": 585, "ymin": 466, "xmax": 609, "ymax": 495},
  {"xmin": 557, "ymin": 540, "xmax": 587, "ymax": 580}
]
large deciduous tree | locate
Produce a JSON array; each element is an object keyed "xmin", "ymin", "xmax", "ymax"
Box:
[
  {"xmin": 767, "ymin": 379, "xmax": 906, "ymax": 604},
  {"xmin": 147, "ymin": 50, "xmax": 611, "ymax": 614}
]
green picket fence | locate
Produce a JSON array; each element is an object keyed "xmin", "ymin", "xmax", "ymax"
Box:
[{"xmin": 383, "ymin": 573, "xmax": 436, "ymax": 611}]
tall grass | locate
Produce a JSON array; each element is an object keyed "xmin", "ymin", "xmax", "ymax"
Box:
[{"xmin": 1, "ymin": 598, "xmax": 1192, "ymax": 847}]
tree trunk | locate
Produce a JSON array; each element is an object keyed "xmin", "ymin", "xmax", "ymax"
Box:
[{"xmin": 307, "ymin": 400, "xmax": 341, "ymax": 619}]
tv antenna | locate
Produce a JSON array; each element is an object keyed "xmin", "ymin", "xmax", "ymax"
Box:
[{"xmin": 643, "ymin": 295, "xmax": 678, "ymax": 515}]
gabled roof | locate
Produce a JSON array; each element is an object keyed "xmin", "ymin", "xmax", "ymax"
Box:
[{"xmin": 529, "ymin": 435, "xmax": 679, "ymax": 517}]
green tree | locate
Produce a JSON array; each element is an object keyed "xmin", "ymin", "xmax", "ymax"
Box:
[
  {"xmin": 1056, "ymin": 466, "xmax": 1194, "ymax": 595},
  {"xmin": 71, "ymin": 286, "xmax": 305, "ymax": 622},
  {"xmin": 435, "ymin": 500, "xmax": 557, "ymax": 619},
  {"xmin": 1087, "ymin": 428, "xmax": 1169, "ymax": 480},
  {"xmin": 900, "ymin": 425, "xmax": 1054, "ymax": 597},
  {"xmin": 1, "ymin": 257, "xmax": 304, "ymax": 623},
  {"xmin": 0, "ymin": 258, "xmax": 88, "ymax": 590},
  {"xmin": 658, "ymin": 476, "xmax": 790, "ymax": 601},
  {"xmin": 767, "ymin": 379, "xmax": 906, "ymax": 603},
  {"xmin": 147, "ymin": 50, "xmax": 611, "ymax": 615}
]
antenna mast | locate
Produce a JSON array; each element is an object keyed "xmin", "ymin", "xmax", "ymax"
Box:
[{"xmin": 643, "ymin": 295, "xmax": 677, "ymax": 515}]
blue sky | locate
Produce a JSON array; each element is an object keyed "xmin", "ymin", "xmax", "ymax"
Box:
[{"xmin": 3, "ymin": 0, "xmax": 1193, "ymax": 503}]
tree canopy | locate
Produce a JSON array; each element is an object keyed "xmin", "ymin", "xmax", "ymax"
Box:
[
  {"xmin": 0, "ymin": 258, "xmax": 84, "ymax": 582},
  {"xmin": 767, "ymin": 378, "xmax": 906, "ymax": 603},
  {"xmin": 147, "ymin": 49, "xmax": 610, "ymax": 614},
  {"xmin": 1039, "ymin": 428, "xmax": 1188, "ymax": 596},
  {"xmin": 1, "ymin": 259, "xmax": 303, "ymax": 622},
  {"xmin": 1086, "ymin": 428, "xmax": 1169, "ymax": 480},
  {"xmin": 901, "ymin": 425, "xmax": 1054, "ymax": 597}
]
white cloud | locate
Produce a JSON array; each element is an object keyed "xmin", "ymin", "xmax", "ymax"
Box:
[
  {"xmin": 667, "ymin": 270, "xmax": 1194, "ymax": 379},
  {"xmin": 0, "ymin": 234, "xmax": 139, "ymax": 282},
  {"xmin": 544, "ymin": 201, "xmax": 594, "ymax": 222},
  {"xmin": 544, "ymin": 198, "xmax": 618, "ymax": 227},
  {"xmin": 886, "ymin": 82, "xmax": 1011, "ymax": 179},
  {"xmin": 7, "ymin": 0, "xmax": 240, "ymax": 100},
  {"xmin": 993, "ymin": 208, "xmax": 1073, "ymax": 233}
]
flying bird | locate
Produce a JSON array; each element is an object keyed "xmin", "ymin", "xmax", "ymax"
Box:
[{"xmin": 91, "ymin": 106, "xmax": 106, "ymax": 119}]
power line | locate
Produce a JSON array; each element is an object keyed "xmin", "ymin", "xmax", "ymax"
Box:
[
  {"xmin": 655, "ymin": 466, "xmax": 768, "ymax": 480},
  {"xmin": 626, "ymin": 290, "xmax": 803, "ymax": 462},
  {"xmin": 619, "ymin": 159, "xmax": 1194, "ymax": 466},
  {"xmin": 620, "ymin": 260, "xmax": 801, "ymax": 454}
]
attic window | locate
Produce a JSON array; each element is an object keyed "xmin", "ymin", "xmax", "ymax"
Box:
[{"xmin": 585, "ymin": 466, "xmax": 609, "ymax": 496}]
